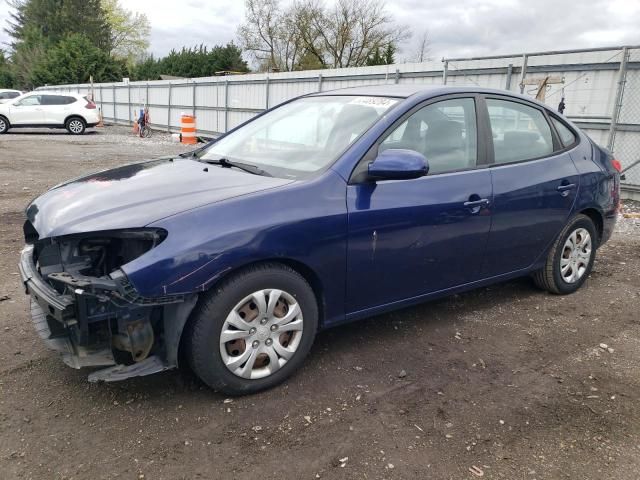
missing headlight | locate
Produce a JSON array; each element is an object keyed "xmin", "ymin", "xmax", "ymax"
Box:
[
  {"xmin": 74, "ymin": 229, "xmax": 167, "ymax": 277},
  {"xmin": 33, "ymin": 229, "xmax": 167, "ymax": 283}
]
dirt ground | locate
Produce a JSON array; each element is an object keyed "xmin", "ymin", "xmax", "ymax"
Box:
[{"xmin": 1, "ymin": 125, "xmax": 639, "ymax": 480}]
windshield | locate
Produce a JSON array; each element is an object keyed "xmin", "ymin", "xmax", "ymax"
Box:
[{"xmin": 200, "ymin": 95, "xmax": 399, "ymax": 179}]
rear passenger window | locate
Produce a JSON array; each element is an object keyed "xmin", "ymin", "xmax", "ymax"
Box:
[
  {"xmin": 487, "ymin": 99, "xmax": 553, "ymax": 164},
  {"xmin": 42, "ymin": 95, "xmax": 77, "ymax": 105},
  {"xmin": 380, "ymin": 98, "xmax": 477, "ymax": 175},
  {"xmin": 551, "ymin": 117, "xmax": 577, "ymax": 147}
]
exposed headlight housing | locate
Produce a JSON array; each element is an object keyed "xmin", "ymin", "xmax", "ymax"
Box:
[{"xmin": 34, "ymin": 228, "xmax": 167, "ymax": 282}]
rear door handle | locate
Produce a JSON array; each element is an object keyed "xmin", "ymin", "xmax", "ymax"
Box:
[{"xmin": 557, "ymin": 183, "xmax": 576, "ymax": 197}]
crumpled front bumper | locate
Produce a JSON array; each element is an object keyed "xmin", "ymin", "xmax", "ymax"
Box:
[
  {"xmin": 19, "ymin": 245, "xmax": 117, "ymax": 369},
  {"xmin": 18, "ymin": 245, "xmax": 195, "ymax": 382}
]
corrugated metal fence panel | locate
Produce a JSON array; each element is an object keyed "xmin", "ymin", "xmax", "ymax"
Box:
[
  {"xmin": 37, "ymin": 46, "xmax": 640, "ymax": 187},
  {"xmin": 269, "ymin": 79, "xmax": 318, "ymax": 106}
]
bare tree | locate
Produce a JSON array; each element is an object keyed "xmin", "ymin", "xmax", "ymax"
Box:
[
  {"xmin": 238, "ymin": 0, "xmax": 409, "ymax": 71},
  {"xmin": 414, "ymin": 30, "xmax": 431, "ymax": 63},
  {"xmin": 237, "ymin": 0, "xmax": 306, "ymax": 71},
  {"xmin": 302, "ymin": 0, "xmax": 409, "ymax": 68}
]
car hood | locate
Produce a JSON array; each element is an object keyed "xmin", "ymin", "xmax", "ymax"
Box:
[{"xmin": 26, "ymin": 158, "xmax": 293, "ymax": 238}]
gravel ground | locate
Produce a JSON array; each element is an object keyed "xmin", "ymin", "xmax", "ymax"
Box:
[{"xmin": 1, "ymin": 125, "xmax": 639, "ymax": 480}]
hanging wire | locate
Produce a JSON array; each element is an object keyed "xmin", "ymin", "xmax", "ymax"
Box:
[{"xmin": 544, "ymin": 50, "xmax": 623, "ymax": 101}]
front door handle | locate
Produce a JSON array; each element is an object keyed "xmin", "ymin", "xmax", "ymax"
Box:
[
  {"xmin": 464, "ymin": 198, "xmax": 490, "ymax": 207},
  {"xmin": 464, "ymin": 197, "xmax": 490, "ymax": 214}
]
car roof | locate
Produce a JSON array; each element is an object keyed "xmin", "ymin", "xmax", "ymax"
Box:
[
  {"xmin": 32, "ymin": 91, "xmax": 84, "ymax": 97},
  {"xmin": 311, "ymin": 84, "xmax": 544, "ymax": 106},
  {"xmin": 0, "ymin": 89, "xmax": 22, "ymax": 93}
]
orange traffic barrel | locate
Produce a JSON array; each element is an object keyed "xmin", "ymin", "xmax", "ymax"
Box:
[{"xmin": 180, "ymin": 114, "xmax": 197, "ymax": 144}]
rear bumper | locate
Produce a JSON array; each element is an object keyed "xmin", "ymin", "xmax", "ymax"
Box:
[{"xmin": 601, "ymin": 212, "xmax": 617, "ymax": 245}]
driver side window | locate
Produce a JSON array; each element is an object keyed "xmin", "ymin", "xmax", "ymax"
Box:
[
  {"xmin": 16, "ymin": 95, "xmax": 41, "ymax": 106},
  {"xmin": 380, "ymin": 98, "xmax": 478, "ymax": 175}
]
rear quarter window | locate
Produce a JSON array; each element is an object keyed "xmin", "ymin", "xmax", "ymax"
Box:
[{"xmin": 550, "ymin": 116, "xmax": 577, "ymax": 148}]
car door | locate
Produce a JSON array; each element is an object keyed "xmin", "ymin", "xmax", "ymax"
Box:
[
  {"xmin": 10, "ymin": 94, "xmax": 44, "ymax": 125},
  {"xmin": 41, "ymin": 95, "xmax": 76, "ymax": 124},
  {"xmin": 346, "ymin": 96, "xmax": 493, "ymax": 314},
  {"xmin": 481, "ymin": 96, "xmax": 580, "ymax": 277}
]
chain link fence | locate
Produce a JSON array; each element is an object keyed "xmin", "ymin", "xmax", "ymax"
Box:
[{"xmin": 610, "ymin": 47, "xmax": 640, "ymax": 189}]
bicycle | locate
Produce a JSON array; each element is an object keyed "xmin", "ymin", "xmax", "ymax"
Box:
[{"xmin": 139, "ymin": 107, "xmax": 153, "ymax": 138}]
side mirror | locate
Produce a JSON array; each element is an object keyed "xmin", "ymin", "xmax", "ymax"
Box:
[{"xmin": 368, "ymin": 149, "xmax": 429, "ymax": 181}]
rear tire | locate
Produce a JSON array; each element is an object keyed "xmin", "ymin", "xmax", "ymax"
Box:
[
  {"xmin": 187, "ymin": 263, "xmax": 318, "ymax": 395},
  {"xmin": 65, "ymin": 117, "xmax": 86, "ymax": 135},
  {"xmin": 0, "ymin": 115, "xmax": 9, "ymax": 134},
  {"xmin": 532, "ymin": 214, "xmax": 598, "ymax": 295}
]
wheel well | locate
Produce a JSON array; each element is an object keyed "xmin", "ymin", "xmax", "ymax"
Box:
[
  {"xmin": 175, "ymin": 258, "xmax": 326, "ymax": 369},
  {"xmin": 579, "ymin": 208, "xmax": 603, "ymax": 244},
  {"xmin": 274, "ymin": 258, "xmax": 325, "ymax": 324},
  {"xmin": 0, "ymin": 114, "xmax": 9, "ymax": 124},
  {"xmin": 65, "ymin": 115, "xmax": 86, "ymax": 126}
]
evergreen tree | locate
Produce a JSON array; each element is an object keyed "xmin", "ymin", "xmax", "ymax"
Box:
[
  {"xmin": 383, "ymin": 43, "xmax": 396, "ymax": 64},
  {"xmin": 7, "ymin": 0, "xmax": 111, "ymax": 50},
  {"xmin": 366, "ymin": 43, "xmax": 396, "ymax": 66},
  {"xmin": 132, "ymin": 43, "xmax": 249, "ymax": 80},
  {"xmin": 31, "ymin": 33, "xmax": 126, "ymax": 86},
  {"xmin": 0, "ymin": 50, "xmax": 15, "ymax": 88},
  {"xmin": 6, "ymin": 0, "xmax": 114, "ymax": 88}
]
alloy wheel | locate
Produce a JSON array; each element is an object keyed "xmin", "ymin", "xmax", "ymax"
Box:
[
  {"xmin": 560, "ymin": 227, "xmax": 592, "ymax": 284},
  {"xmin": 68, "ymin": 119, "xmax": 84, "ymax": 134},
  {"xmin": 219, "ymin": 289, "xmax": 304, "ymax": 380}
]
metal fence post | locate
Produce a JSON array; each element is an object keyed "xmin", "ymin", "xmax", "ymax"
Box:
[
  {"xmin": 224, "ymin": 79, "xmax": 229, "ymax": 133},
  {"xmin": 607, "ymin": 47, "xmax": 630, "ymax": 151},
  {"xmin": 317, "ymin": 74, "xmax": 323, "ymax": 92},
  {"xmin": 519, "ymin": 54, "xmax": 528, "ymax": 94},
  {"xmin": 395, "ymin": 68, "xmax": 400, "ymax": 84},
  {"xmin": 192, "ymin": 81, "xmax": 197, "ymax": 118},
  {"xmin": 265, "ymin": 76, "xmax": 270, "ymax": 109},
  {"xmin": 112, "ymin": 85, "xmax": 116, "ymax": 122},
  {"xmin": 127, "ymin": 83, "xmax": 131, "ymax": 125},
  {"xmin": 505, "ymin": 64, "xmax": 513, "ymax": 90},
  {"xmin": 146, "ymin": 82, "xmax": 149, "ymax": 108},
  {"xmin": 442, "ymin": 60, "xmax": 449, "ymax": 85},
  {"xmin": 167, "ymin": 83, "xmax": 172, "ymax": 132}
]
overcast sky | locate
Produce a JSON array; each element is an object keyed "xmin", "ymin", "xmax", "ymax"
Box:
[{"xmin": 1, "ymin": 0, "xmax": 639, "ymax": 61}]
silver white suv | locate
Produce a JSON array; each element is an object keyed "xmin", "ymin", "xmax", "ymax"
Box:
[{"xmin": 0, "ymin": 92, "xmax": 101, "ymax": 135}]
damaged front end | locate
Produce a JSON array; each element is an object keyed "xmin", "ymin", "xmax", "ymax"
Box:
[{"xmin": 19, "ymin": 226, "xmax": 197, "ymax": 382}]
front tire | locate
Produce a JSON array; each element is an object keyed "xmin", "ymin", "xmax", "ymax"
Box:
[
  {"xmin": 533, "ymin": 214, "xmax": 598, "ymax": 294},
  {"xmin": 187, "ymin": 263, "xmax": 318, "ymax": 395},
  {"xmin": 0, "ymin": 115, "xmax": 9, "ymax": 134},
  {"xmin": 65, "ymin": 117, "xmax": 86, "ymax": 135}
]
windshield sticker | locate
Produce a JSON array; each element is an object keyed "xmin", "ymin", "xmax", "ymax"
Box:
[{"xmin": 348, "ymin": 97, "xmax": 398, "ymax": 107}]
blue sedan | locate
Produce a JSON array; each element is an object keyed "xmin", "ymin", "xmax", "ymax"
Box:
[{"xmin": 19, "ymin": 85, "xmax": 621, "ymax": 394}]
